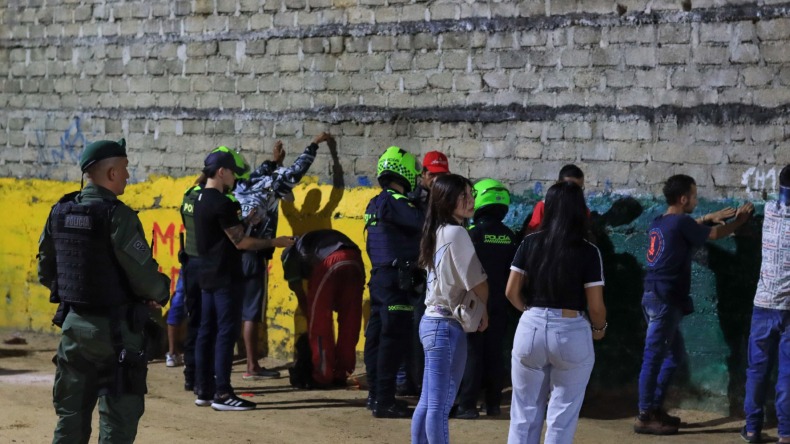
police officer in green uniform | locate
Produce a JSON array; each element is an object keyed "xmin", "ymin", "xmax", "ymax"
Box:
[{"xmin": 37, "ymin": 138, "xmax": 171, "ymax": 444}]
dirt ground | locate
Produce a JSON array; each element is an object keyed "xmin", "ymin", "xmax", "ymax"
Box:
[{"xmin": 0, "ymin": 329, "xmax": 780, "ymax": 443}]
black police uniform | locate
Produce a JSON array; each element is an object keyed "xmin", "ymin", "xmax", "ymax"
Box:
[
  {"xmin": 179, "ymin": 184, "xmax": 205, "ymax": 390},
  {"xmin": 457, "ymin": 209, "xmax": 518, "ymax": 414},
  {"xmin": 364, "ymin": 188, "xmax": 425, "ymax": 415}
]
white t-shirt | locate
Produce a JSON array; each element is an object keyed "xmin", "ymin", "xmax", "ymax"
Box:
[
  {"xmin": 754, "ymin": 202, "xmax": 790, "ymax": 311},
  {"xmin": 424, "ymin": 224, "xmax": 488, "ymax": 318}
]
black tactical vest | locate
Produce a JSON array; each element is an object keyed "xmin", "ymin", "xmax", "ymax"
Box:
[
  {"xmin": 180, "ymin": 185, "xmax": 201, "ymax": 257},
  {"xmin": 50, "ymin": 194, "xmax": 132, "ymax": 308},
  {"xmin": 364, "ymin": 190, "xmax": 421, "ymax": 268}
]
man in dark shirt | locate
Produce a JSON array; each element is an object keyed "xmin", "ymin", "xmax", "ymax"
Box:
[
  {"xmin": 635, "ymin": 174, "xmax": 753, "ymax": 434},
  {"xmin": 193, "ymin": 149, "xmax": 294, "ymax": 411},
  {"xmin": 456, "ymin": 178, "xmax": 518, "ymax": 419},
  {"xmin": 281, "ymin": 229, "xmax": 365, "ymax": 388}
]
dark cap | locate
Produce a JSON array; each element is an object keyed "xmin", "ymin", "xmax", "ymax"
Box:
[
  {"xmin": 80, "ymin": 139, "xmax": 127, "ymax": 172},
  {"xmin": 203, "ymin": 150, "xmax": 246, "ymax": 175}
]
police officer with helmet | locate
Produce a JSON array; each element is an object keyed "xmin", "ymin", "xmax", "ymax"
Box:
[
  {"xmin": 364, "ymin": 146, "xmax": 425, "ymax": 418},
  {"xmin": 455, "ymin": 178, "xmax": 518, "ymax": 419},
  {"xmin": 37, "ymin": 138, "xmax": 171, "ymax": 443}
]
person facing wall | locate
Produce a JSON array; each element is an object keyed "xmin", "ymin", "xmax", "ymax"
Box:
[
  {"xmin": 505, "ymin": 181, "xmax": 607, "ymax": 444},
  {"xmin": 741, "ymin": 165, "xmax": 790, "ymax": 444}
]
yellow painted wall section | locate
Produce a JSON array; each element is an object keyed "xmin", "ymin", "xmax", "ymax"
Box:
[{"xmin": 0, "ymin": 177, "xmax": 378, "ymax": 359}]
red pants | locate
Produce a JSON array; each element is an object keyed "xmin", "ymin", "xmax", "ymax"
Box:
[{"xmin": 306, "ymin": 248, "xmax": 365, "ymax": 385}]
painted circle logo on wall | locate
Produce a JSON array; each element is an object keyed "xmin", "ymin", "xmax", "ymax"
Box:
[{"xmin": 646, "ymin": 228, "xmax": 664, "ymax": 266}]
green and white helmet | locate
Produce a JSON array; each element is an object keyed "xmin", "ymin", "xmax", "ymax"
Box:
[
  {"xmin": 473, "ymin": 178, "xmax": 510, "ymax": 211},
  {"xmin": 377, "ymin": 146, "xmax": 419, "ymax": 192},
  {"xmin": 212, "ymin": 145, "xmax": 250, "ymax": 180}
]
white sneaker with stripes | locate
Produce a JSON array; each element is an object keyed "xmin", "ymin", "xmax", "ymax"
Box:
[{"xmin": 211, "ymin": 394, "xmax": 256, "ymax": 411}]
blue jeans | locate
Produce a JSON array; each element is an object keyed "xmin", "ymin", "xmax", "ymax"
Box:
[
  {"xmin": 508, "ymin": 308, "xmax": 594, "ymax": 444},
  {"xmin": 411, "ymin": 316, "xmax": 467, "ymax": 444},
  {"xmin": 744, "ymin": 307, "xmax": 790, "ymax": 438},
  {"xmin": 195, "ymin": 286, "xmax": 242, "ymax": 397},
  {"xmin": 638, "ymin": 290, "xmax": 685, "ymax": 413}
]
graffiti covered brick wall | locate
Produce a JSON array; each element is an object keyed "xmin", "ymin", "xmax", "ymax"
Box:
[
  {"xmin": 1, "ymin": 1, "xmax": 789, "ymax": 198},
  {"xmin": 0, "ymin": 174, "xmax": 771, "ymax": 414},
  {"xmin": 1, "ymin": 0, "xmax": 788, "ymax": 415}
]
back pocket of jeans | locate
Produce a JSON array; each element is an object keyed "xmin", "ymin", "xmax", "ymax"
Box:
[
  {"xmin": 555, "ymin": 327, "xmax": 592, "ymax": 364},
  {"xmin": 513, "ymin": 325, "xmax": 537, "ymax": 357},
  {"xmin": 420, "ymin": 323, "xmax": 438, "ymax": 350}
]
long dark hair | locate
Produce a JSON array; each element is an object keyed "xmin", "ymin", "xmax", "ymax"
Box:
[
  {"xmin": 418, "ymin": 174, "xmax": 473, "ymax": 273},
  {"xmin": 525, "ymin": 181, "xmax": 589, "ymax": 303}
]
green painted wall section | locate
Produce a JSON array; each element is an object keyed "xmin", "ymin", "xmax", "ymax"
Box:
[
  {"xmin": 0, "ymin": 177, "xmax": 766, "ymax": 414},
  {"xmin": 506, "ymin": 193, "xmax": 765, "ymax": 414}
]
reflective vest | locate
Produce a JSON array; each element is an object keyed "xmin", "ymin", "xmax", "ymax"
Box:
[
  {"xmin": 180, "ymin": 185, "xmax": 201, "ymax": 257},
  {"xmin": 364, "ymin": 190, "xmax": 421, "ymax": 268}
]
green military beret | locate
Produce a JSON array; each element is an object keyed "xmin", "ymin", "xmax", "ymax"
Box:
[{"xmin": 80, "ymin": 138, "xmax": 127, "ymax": 172}]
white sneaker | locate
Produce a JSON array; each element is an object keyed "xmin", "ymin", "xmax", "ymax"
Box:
[{"xmin": 166, "ymin": 352, "xmax": 178, "ymax": 367}]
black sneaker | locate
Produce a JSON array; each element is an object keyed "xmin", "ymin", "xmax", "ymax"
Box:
[
  {"xmin": 634, "ymin": 410, "xmax": 678, "ymax": 435},
  {"xmin": 656, "ymin": 408, "xmax": 681, "ymax": 427},
  {"xmin": 373, "ymin": 401, "xmax": 411, "ymax": 418},
  {"xmin": 454, "ymin": 407, "xmax": 479, "ymax": 420},
  {"xmin": 211, "ymin": 394, "xmax": 256, "ymax": 411},
  {"xmin": 740, "ymin": 425, "xmax": 762, "ymax": 443},
  {"xmin": 396, "ymin": 383, "xmax": 419, "ymax": 397},
  {"xmin": 366, "ymin": 393, "xmax": 375, "ymax": 411},
  {"xmin": 486, "ymin": 405, "xmax": 502, "ymax": 417}
]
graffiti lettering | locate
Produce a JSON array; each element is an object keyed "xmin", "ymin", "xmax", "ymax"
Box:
[
  {"xmin": 33, "ymin": 116, "xmax": 90, "ymax": 179},
  {"xmin": 152, "ymin": 221, "xmax": 186, "ymax": 258},
  {"xmin": 152, "ymin": 222, "xmax": 176, "ymax": 257},
  {"xmin": 741, "ymin": 167, "xmax": 777, "ymax": 195}
]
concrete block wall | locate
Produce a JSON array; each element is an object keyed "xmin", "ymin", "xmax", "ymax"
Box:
[
  {"xmin": 1, "ymin": 1, "xmax": 789, "ymax": 197},
  {"xmin": 3, "ymin": 0, "xmax": 789, "ymax": 414}
]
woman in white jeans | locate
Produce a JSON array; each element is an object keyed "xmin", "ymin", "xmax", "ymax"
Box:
[{"xmin": 505, "ymin": 181, "xmax": 607, "ymax": 444}]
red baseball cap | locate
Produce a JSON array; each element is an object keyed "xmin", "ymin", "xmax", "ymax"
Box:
[{"xmin": 422, "ymin": 151, "xmax": 450, "ymax": 174}]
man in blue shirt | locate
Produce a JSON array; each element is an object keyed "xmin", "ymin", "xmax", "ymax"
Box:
[{"xmin": 635, "ymin": 174, "xmax": 753, "ymax": 435}]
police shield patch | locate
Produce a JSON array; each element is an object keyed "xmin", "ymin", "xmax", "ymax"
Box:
[{"xmin": 124, "ymin": 233, "xmax": 151, "ymax": 265}]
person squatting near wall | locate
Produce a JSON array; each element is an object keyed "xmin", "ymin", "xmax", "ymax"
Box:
[
  {"xmin": 411, "ymin": 174, "xmax": 490, "ymax": 444},
  {"xmin": 364, "ymin": 146, "xmax": 426, "ymax": 418},
  {"xmin": 636, "ymin": 174, "xmax": 754, "ymax": 435},
  {"xmin": 192, "ymin": 148, "xmax": 294, "ymax": 411},
  {"xmin": 454, "ymin": 178, "xmax": 518, "ymax": 419},
  {"xmin": 505, "ymin": 181, "xmax": 607, "ymax": 444},
  {"xmin": 37, "ymin": 139, "xmax": 171, "ymax": 443},
  {"xmin": 741, "ymin": 165, "xmax": 790, "ymax": 444},
  {"xmin": 281, "ymin": 229, "xmax": 365, "ymax": 388},
  {"xmin": 233, "ymin": 133, "xmax": 333, "ymax": 380}
]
